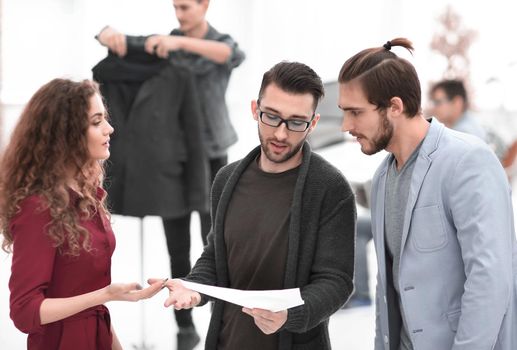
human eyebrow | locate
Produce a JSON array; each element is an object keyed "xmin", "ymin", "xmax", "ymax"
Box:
[
  {"xmin": 261, "ymin": 107, "xmax": 311, "ymax": 120},
  {"xmin": 289, "ymin": 114, "xmax": 313, "ymax": 120},
  {"xmin": 338, "ymin": 105, "xmax": 362, "ymax": 112},
  {"xmin": 261, "ymin": 106, "xmax": 281, "ymax": 115}
]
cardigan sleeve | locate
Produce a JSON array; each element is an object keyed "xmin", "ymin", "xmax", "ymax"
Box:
[
  {"xmin": 283, "ymin": 180, "xmax": 356, "ymax": 333},
  {"xmin": 9, "ymin": 196, "xmax": 56, "ymax": 334}
]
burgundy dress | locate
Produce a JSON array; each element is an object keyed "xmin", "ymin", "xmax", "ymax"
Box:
[{"xmin": 8, "ymin": 189, "xmax": 116, "ymax": 350}]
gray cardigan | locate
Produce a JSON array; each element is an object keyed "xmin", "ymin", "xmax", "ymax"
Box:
[{"xmin": 187, "ymin": 143, "xmax": 356, "ymax": 350}]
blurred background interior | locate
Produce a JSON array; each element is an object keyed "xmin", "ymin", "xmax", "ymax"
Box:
[{"xmin": 1, "ymin": 0, "xmax": 516, "ymax": 349}]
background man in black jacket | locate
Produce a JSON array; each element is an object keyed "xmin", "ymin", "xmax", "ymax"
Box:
[{"xmin": 97, "ymin": 1, "xmax": 245, "ymax": 349}]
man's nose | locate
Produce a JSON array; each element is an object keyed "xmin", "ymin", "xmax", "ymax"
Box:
[
  {"xmin": 341, "ymin": 116, "xmax": 352, "ymax": 132},
  {"xmin": 274, "ymin": 122, "xmax": 289, "ymax": 141}
]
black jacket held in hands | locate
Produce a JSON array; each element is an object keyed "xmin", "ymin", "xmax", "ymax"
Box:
[
  {"xmin": 186, "ymin": 143, "xmax": 356, "ymax": 350},
  {"xmin": 92, "ymin": 45, "xmax": 208, "ymax": 218}
]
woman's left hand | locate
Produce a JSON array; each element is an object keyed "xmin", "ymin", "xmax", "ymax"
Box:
[{"xmin": 105, "ymin": 280, "xmax": 164, "ymax": 302}]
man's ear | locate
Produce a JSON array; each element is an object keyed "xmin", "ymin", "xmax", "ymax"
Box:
[
  {"xmin": 201, "ymin": 0, "xmax": 210, "ymax": 12},
  {"xmin": 251, "ymin": 100, "xmax": 259, "ymax": 121},
  {"xmin": 388, "ymin": 97, "xmax": 404, "ymax": 118},
  {"xmin": 307, "ymin": 113, "xmax": 320, "ymax": 134}
]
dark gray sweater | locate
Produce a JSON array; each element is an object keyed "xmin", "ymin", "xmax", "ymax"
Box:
[{"xmin": 186, "ymin": 143, "xmax": 356, "ymax": 350}]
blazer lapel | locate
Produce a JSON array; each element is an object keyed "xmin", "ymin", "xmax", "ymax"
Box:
[
  {"xmin": 399, "ymin": 118, "xmax": 443, "ymax": 257},
  {"xmin": 374, "ymin": 157, "xmax": 390, "ymax": 288}
]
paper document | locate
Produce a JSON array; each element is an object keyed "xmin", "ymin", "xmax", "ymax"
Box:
[{"xmin": 181, "ymin": 280, "xmax": 304, "ymax": 312}]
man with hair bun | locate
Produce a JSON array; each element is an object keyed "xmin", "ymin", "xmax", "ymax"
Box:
[{"xmin": 338, "ymin": 38, "xmax": 517, "ymax": 350}]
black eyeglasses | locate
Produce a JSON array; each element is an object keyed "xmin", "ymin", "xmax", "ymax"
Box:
[{"xmin": 258, "ymin": 110, "xmax": 314, "ymax": 132}]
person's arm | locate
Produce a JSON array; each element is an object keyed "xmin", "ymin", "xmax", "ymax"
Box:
[
  {"xmin": 8, "ymin": 196, "xmax": 163, "ymax": 333},
  {"xmin": 144, "ymin": 35, "xmax": 231, "ymax": 63},
  {"xmin": 39, "ymin": 281, "xmax": 163, "ymax": 325},
  {"xmin": 96, "ymin": 26, "xmax": 127, "ymax": 57},
  {"xmin": 449, "ymin": 146, "xmax": 514, "ymax": 349},
  {"xmin": 282, "ymin": 178, "xmax": 356, "ymax": 333}
]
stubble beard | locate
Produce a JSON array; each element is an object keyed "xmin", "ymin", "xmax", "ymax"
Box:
[{"xmin": 258, "ymin": 129, "xmax": 307, "ymax": 164}]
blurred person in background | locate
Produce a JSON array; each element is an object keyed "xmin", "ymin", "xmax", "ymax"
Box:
[
  {"xmin": 428, "ymin": 79, "xmax": 507, "ymax": 161},
  {"xmin": 429, "ymin": 79, "xmax": 486, "ymax": 140},
  {"xmin": 339, "ymin": 38, "xmax": 517, "ymax": 350},
  {"xmin": 96, "ymin": 1, "xmax": 245, "ymax": 348},
  {"xmin": 0, "ymin": 79, "xmax": 163, "ymax": 350}
]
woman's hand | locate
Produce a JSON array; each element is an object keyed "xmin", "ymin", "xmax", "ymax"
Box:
[
  {"xmin": 105, "ymin": 280, "xmax": 164, "ymax": 302},
  {"xmin": 39, "ymin": 280, "xmax": 166, "ymax": 325}
]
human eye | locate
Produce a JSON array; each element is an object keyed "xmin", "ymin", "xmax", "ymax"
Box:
[
  {"xmin": 289, "ymin": 120, "xmax": 307, "ymax": 127},
  {"xmin": 264, "ymin": 113, "xmax": 280, "ymax": 122},
  {"xmin": 344, "ymin": 110, "xmax": 361, "ymax": 118},
  {"xmin": 91, "ymin": 114, "xmax": 106, "ymax": 126}
]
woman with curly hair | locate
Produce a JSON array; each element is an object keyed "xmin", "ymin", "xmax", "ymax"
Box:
[{"xmin": 0, "ymin": 78, "xmax": 163, "ymax": 349}]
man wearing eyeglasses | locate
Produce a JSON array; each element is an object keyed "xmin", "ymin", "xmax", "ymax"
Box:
[
  {"xmin": 96, "ymin": 2, "xmax": 244, "ymax": 348},
  {"xmin": 153, "ymin": 61, "xmax": 356, "ymax": 350}
]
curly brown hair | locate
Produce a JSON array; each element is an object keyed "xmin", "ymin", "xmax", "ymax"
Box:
[{"xmin": 0, "ymin": 78, "xmax": 110, "ymax": 256}]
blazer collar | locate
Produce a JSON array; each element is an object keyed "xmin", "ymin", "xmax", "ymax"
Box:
[
  {"xmin": 378, "ymin": 117, "xmax": 444, "ymax": 177},
  {"xmin": 373, "ymin": 118, "xmax": 446, "ymax": 264}
]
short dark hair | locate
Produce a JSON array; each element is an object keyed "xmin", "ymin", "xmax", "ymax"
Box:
[
  {"xmin": 258, "ymin": 61, "xmax": 324, "ymax": 110},
  {"xmin": 338, "ymin": 38, "xmax": 421, "ymax": 118},
  {"xmin": 430, "ymin": 79, "xmax": 468, "ymax": 110}
]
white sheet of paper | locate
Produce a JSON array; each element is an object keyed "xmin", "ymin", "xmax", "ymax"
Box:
[{"xmin": 181, "ymin": 280, "xmax": 304, "ymax": 312}]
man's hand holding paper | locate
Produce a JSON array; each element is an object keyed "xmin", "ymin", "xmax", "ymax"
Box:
[
  {"xmin": 242, "ymin": 307, "xmax": 287, "ymax": 334},
  {"xmin": 148, "ymin": 278, "xmax": 201, "ymax": 310}
]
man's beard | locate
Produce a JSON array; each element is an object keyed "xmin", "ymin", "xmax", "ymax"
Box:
[
  {"xmin": 362, "ymin": 110, "xmax": 393, "ymax": 155},
  {"xmin": 258, "ymin": 129, "xmax": 307, "ymax": 164}
]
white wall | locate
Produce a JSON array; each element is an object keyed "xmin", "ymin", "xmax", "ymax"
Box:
[{"xmin": 2, "ymin": 0, "xmax": 517, "ymax": 150}]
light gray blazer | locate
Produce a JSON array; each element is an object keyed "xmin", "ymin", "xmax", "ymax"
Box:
[{"xmin": 371, "ymin": 118, "xmax": 517, "ymax": 350}]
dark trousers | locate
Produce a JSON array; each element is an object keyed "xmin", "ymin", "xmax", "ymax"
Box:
[
  {"xmin": 162, "ymin": 156, "xmax": 227, "ymax": 328},
  {"xmin": 354, "ymin": 215, "xmax": 373, "ymax": 298}
]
